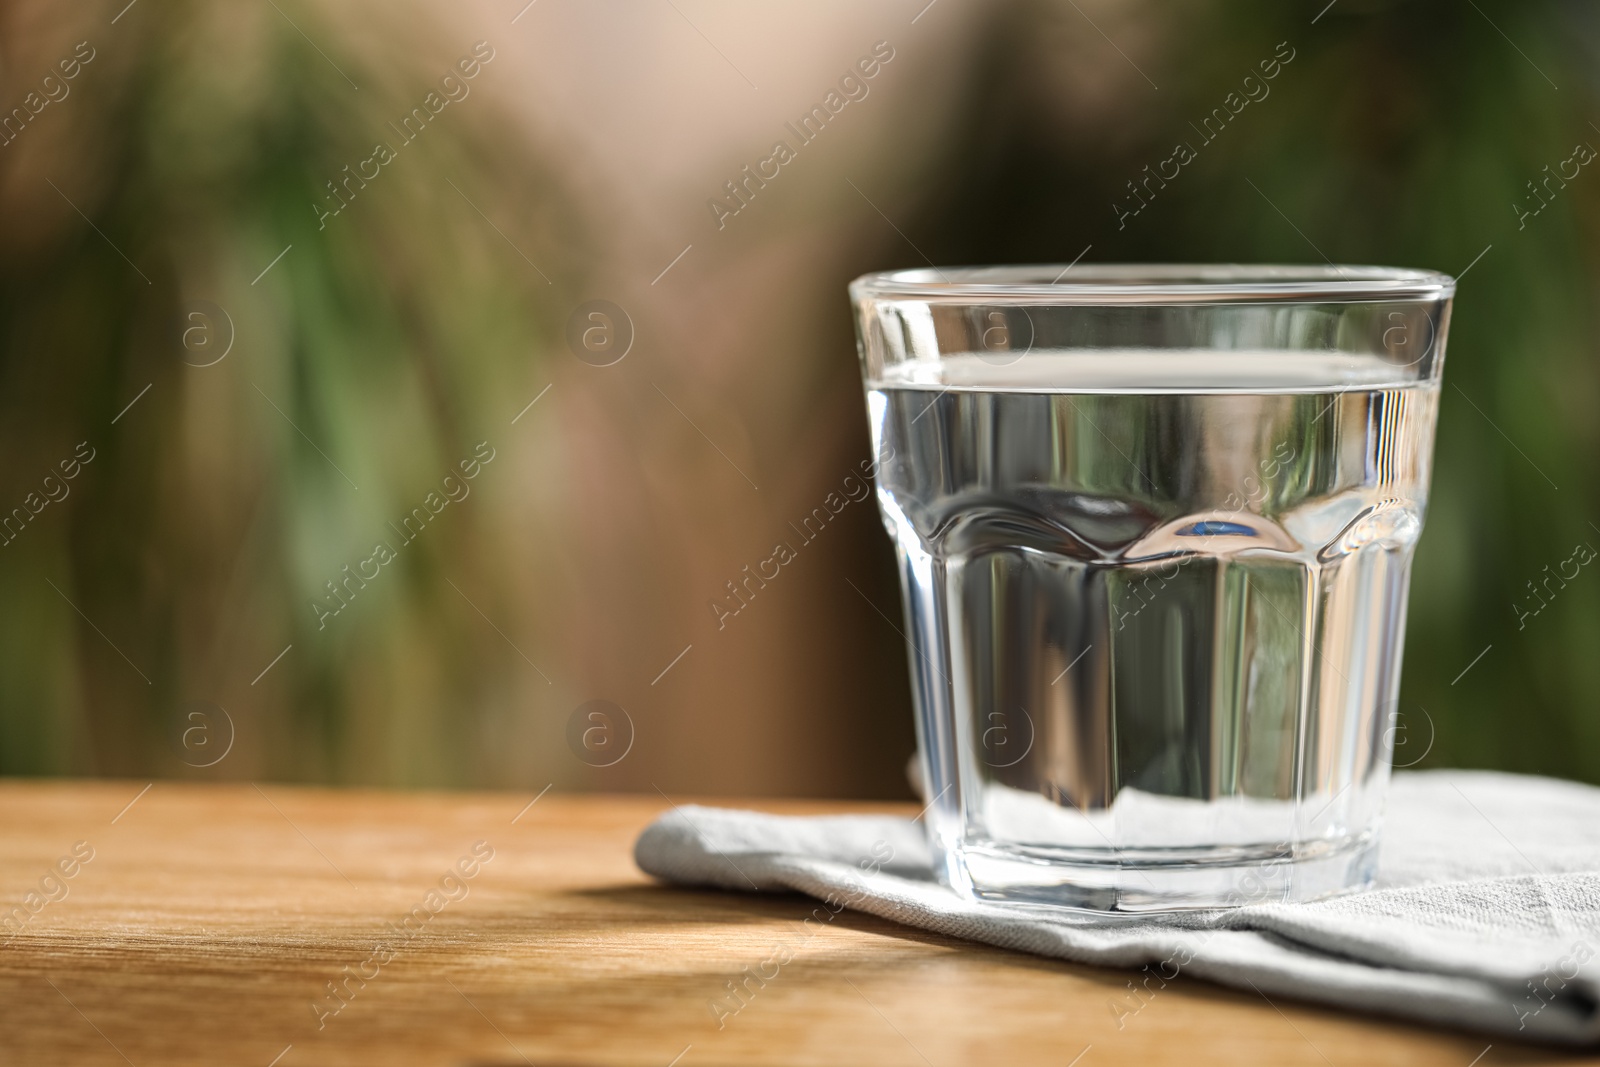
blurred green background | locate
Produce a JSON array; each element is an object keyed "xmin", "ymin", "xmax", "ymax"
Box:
[{"xmin": 0, "ymin": 0, "xmax": 1594, "ymax": 795}]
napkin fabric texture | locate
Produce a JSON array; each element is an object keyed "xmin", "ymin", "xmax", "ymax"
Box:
[{"xmin": 634, "ymin": 770, "xmax": 1600, "ymax": 1045}]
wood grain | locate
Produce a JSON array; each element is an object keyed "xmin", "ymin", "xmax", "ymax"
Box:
[{"xmin": 0, "ymin": 779, "xmax": 1586, "ymax": 1066}]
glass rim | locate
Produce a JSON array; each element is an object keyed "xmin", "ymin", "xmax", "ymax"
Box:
[{"xmin": 850, "ymin": 263, "xmax": 1456, "ymax": 304}]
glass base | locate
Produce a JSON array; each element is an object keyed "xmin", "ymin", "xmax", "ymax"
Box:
[{"xmin": 946, "ymin": 833, "xmax": 1378, "ymax": 913}]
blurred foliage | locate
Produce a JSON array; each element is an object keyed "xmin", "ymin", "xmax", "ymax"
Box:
[
  {"xmin": 1, "ymin": 0, "xmax": 1596, "ymax": 791},
  {"xmin": 905, "ymin": 0, "xmax": 1600, "ymax": 780},
  {"xmin": 0, "ymin": 1, "xmax": 576, "ymax": 781}
]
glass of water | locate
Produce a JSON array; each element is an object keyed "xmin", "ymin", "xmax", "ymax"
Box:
[{"xmin": 851, "ymin": 264, "xmax": 1453, "ymax": 911}]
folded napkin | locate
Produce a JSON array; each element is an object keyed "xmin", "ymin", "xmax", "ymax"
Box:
[{"xmin": 635, "ymin": 770, "xmax": 1600, "ymax": 1045}]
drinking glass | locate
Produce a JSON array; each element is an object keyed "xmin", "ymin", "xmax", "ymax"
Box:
[{"xmin": 851, "ymin": 264, "xmax": 1454, "ymax": 911}]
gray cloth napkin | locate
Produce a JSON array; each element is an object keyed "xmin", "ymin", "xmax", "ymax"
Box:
[{"xmin": 634, "ymin": 769, "xmax": 1600, "ymax": 1045}]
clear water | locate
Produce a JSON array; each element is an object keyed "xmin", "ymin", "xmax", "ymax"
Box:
[{"xmin": 867, "ymin": 351, "xmax": 1440, "ymax": 906}]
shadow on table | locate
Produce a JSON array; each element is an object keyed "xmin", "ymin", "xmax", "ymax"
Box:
[{"xmin": 558, "ymin": 884, "xmax": 1585, "ymax": 1060}]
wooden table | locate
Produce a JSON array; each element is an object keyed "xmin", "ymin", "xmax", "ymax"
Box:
[{"xmin": 0, "ymin": 780, "xmax": 1587, "ymax": 1066}]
